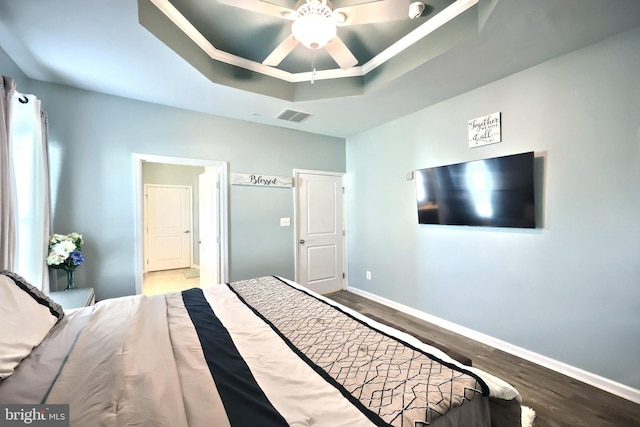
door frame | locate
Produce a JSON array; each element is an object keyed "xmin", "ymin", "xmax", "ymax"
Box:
[
  {"xmin": 198, "ymin": 169, "xmax": 221, "ymax": 287},
  {"xmin": 143, "ymin": 184, "xmax": 193, "ymax": 272},
  {"xmin": 293, "ymin": 169, "xmax": 348, "ymax": 289},
  {"xmin": 134, "ymin": 153, "xmax": 229, "ymax": 295}
]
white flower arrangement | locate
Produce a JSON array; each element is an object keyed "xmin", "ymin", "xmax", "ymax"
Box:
[{"xmin": 46, "ymin": 232, "xmax": 84, "ymax": 271}]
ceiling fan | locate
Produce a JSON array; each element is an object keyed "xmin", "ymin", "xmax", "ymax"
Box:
[{"xmin": 217, "ymin": 0, "xmax": 426, "ymax": 70}]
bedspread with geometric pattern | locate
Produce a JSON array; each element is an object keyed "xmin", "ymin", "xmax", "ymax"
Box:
[
  {"xmin": 4, "ymin": 274, "xmax": 522, "ymax": 426},
  {"xmin": 229, "ymin": 276, "xmax": 489, "ymax": 427}
]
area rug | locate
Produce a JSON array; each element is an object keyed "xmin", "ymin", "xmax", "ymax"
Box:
[
  {"xmin": 183, "ymin": 268, "xmax": 200, "ymax": 279},
  {"xmin": 522, "ymin": 405, "xmax": 536, "ymax": 427}
]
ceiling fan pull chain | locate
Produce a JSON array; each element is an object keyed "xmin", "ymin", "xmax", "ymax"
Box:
[{"xmin": 311, "ymin": 49, "xmax": 317, "ymax": 84}]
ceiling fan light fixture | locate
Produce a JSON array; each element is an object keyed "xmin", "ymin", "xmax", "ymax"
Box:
[
  {"xmin": 408, "ymin": 2, "xmax": 426, "ymax": 19},
  {"xmin": 332, "ymin": 10, "xmax": 347, "ymax": 25},
  {"xmin": 292, "ymin": 1, "xmax": 337, "ymax": 50}
]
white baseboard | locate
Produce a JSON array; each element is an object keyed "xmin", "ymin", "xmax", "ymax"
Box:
[{"xmin": 346, "ymin": 285, "xmax": 640, "ymax": 405}]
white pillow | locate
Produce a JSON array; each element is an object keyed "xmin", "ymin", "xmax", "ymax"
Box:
[{"xmin": 0, "ymin": 271, "xmax": 64, "ymax": 380}]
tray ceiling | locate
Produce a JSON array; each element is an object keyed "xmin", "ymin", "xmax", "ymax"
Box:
[
  {"xmin": 2, "ymin": 0, "xmax": 640, "ymax": 137},
  {"xmin": 140, "ymin": 0, "xmax": 486, "ymax": 100}
]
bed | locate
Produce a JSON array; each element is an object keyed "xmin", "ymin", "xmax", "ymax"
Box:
[{"xmin": 0, "ymin": 272, "xmax": 524, "ymax": 426}]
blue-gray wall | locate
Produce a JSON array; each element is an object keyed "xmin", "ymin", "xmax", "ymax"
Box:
[
  {"xmin": 346, "ymin": 26, "xmax": 640, "ymax": 389},
  {"xmin": 0, "ymin": 47, "xmax": 28, "ymax": 89},
  {"xmin": 0, "ymin": 65, "xmax": 346, "ymax": 300}
]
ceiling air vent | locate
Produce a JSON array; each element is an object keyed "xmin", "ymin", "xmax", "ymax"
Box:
[{"xmin": 276, "ymin": 108, "xmax": 313, "ymax": 123}]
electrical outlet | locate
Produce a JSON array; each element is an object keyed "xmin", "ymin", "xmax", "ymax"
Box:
[{"xmin": 366, "ymin": 271, "xmax": 371, "ymax": 280}]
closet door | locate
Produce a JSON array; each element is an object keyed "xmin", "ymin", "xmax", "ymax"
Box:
[{"xmin": 145, "ymin": 185, "xmax": 192, "ymax": 272}]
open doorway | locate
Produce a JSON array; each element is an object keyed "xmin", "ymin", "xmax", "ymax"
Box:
[{"xmin": 133, "ymin": 154, "xmax": 229, "ymax": 295}]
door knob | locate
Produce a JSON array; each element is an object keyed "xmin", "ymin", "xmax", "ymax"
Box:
[
  {"xmin": 299, "ymin": 239, "xmax": 305, "ymax": 245},
  {"xmin": 184, "ymin": 230, "xmax": 190, "ymax": 233}
]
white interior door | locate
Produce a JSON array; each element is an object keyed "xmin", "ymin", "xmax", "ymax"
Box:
[
  {"xmin": 199, "ymin": 169, "xmax": 220, "ymax": 286},
  {"xmin": 296, "ymin": 172, "xmax": 345, "ymax": 294},
  {"xmin": 145, "ymin": 185, "xmax": 192, "ymax": 272}
]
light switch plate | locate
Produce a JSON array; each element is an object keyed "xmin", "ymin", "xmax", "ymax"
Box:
[{"xmin": 280, "ymin": 217, "xmax": 291, "ymax": 227}]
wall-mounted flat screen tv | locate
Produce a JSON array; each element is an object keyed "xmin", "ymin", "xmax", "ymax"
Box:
[{"xmin": 415, "ymin": 152, "xmax": 536, "ymax": 228}]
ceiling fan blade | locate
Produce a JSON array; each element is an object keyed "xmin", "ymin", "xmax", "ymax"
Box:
[
  {"xmin": 325, "ymin": 37, "xmax": 358, "ymax": 70},
  {"xmin": 263, "ymin": 35, "xmax": 300, "ymax": 67},
  {"xmin": 217, "ymin": 0, "xmax": 295, "ymax": 20},
  {"xmin": 333, "ymin": 0, "xmax": 409, "ymax": 26}
]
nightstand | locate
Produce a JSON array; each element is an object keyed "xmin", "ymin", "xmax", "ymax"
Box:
[{"xmin": 48, "ymin": 288, "xmax": 95, "ymax": 311}]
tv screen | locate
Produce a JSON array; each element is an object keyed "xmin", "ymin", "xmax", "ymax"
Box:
[{"xmin": 415, "ymin": 152, "xmax": 535, "ymax": 228}]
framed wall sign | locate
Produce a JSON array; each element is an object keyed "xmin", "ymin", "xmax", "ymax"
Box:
[
  {"xmin": 232, "ymin": 173, "xmax": 292, "ymax": 188},
  {"xmin": 468, "ymin": 112, "xmax": 501, "ymax": 148}
]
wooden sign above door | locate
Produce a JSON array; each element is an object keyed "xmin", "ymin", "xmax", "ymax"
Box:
[{"xmin": 232, "ymin": 173, "xmax": 292, "ymax": 188}]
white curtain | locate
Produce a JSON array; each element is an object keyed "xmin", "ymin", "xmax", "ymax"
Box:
[
  {"xmin": 9, "ymin": 92, "xmax": 52, "ymax": 291},
  {"xmin": 0, "ymin": 76, "xmax": 17, "ymax": 271}
]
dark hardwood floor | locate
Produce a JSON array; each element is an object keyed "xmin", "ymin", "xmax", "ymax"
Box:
[{"xmin": 325, "ymin": 290, "xmax": 640, "ymax": 427}]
